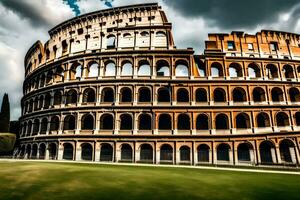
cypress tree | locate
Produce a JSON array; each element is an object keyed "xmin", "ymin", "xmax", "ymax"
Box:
[{"xmin": 0, "ymin": 93, "xmax": 10, "ymax": 132}]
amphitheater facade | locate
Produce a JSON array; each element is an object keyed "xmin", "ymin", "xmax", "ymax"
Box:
[{"xmin": 16, "ymin": 3, "xmax": 300, "ymax": 166}]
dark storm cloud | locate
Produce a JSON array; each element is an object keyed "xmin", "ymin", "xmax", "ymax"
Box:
[
  {"xmin": 164, "ymin": 0, "xmax": 300, "ymax": 28},
  {"xmin": 0, "ymin": 0, "xmax": 52, "ymax": 27}
]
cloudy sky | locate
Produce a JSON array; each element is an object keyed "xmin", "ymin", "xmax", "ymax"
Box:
[{"xmin": 1, "ymin": 0, "xmax": 300, "ymax": 120}]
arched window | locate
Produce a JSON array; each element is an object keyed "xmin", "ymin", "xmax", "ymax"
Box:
[
  {"xmin": 237, "ymin": 143, "xmax": 252, "ymax": 162},
  {"xmin": 180, "ymin": 146, "xmax": 190, "ymax": 161},
  {"xmin": 138, "ymin": 60, "xmax": 151, "ymax": 76},
  {"xmin": 236, "ymin": 113, "xmax": 250, "ymax": 129},
  {"xmin": 46, "ymin": 71, "xmax": 53, "ymax": 84},
  {"xmin": 66, "ymin": 89, "xmax": 77, "ymax": 104},
  {"xmin": 197, "ymin": 144, "xmax": 210, "ymax": 162},
  {"xmin": 156, "ymin": 60, "xmax": 170, "ymax": 77},
  {"xmin": 40, "ymin": 74, "xmax": 46, "ymax": 87},
  {"xmin": 63, "ymin": 115, "xmax": 76, "ymax": 130},
  {"xmin": 232, "ymin": 87, "xmax": 246, "ymax": 102},
  {"xmin": 138, "ymin": 87, "xmax": 151, "ymax": 102},
  {"xmin": 88, "ymin": 62, "xmax": 99, "ymax": 77},
  {"xmin": 121, "ymin": 144, "xmax": 132, "ymax": 161},
  {"xmin": 140, "ymin": 144, "xmax": 153, "ymax": 161},
  {"xmin": 75, "ymin": 65, "xmax": 82, "ymax": 79},
  {"xmin": 105, "ymin": 61, "xmax": 116, "ymax": 76},
  {"xmin": 195, "ymin": 58, "xmax": 206, "ymax": 77},
  {"xmin": 177, "ymin": 88, "xmax": 189, "ymax": 102},
  {"xmin": 100, "ymin": 114, "xmax": 114, "ymax": 130},
  {"xmin": 259, "ymin": 141, "xmax": 274, "ymax": 164},
  {"xmin": 121, "ymin": 61, "xmax": 133, "ymax": 76},
  {"xmin": 276, "ymin": 112, "xmax": 290, "ymax": 127},
  {"xmin": 40, "ymin": 118, "xmax": 48, "ymax": 134},
  {"xmin": 38, "ymin": 96, "xmax": 44, "ymax": 110},
  {"xmin": 213, "ymin": 88, "xmax": 226, "ymax": 102},
  {"xmin": 83, "ymin": 88, "xmax": 96, "ymax": 103},
  {"xmin": 215, "ymin": 114, "xmax": 229, "ymax": 129},
  {"xmin": 211, "ymin": 62, "xmax": 223, "ymax": 77},
  {"xmin": 158, "ymin": 87, "xmax": 171, "ymax": 102},
  {"xmin": 271, "ymin": 87, "xmax": 284, "ymax": 102},
  {"xmin": 289, "ymin": 87, "xmax": 300, "ymax": 102},
  {"xmin": 120, "ymin": 114, "xmax": 132, "ymax": 130},
  {"xmin": 229, "ymin": 63, "xmax": 243, "ymax": 77},
  {"xmin": 175, "ymin": 60, "xmax": 189, "ymax": 77},
  {"xmin": 248, "ymin": 63, "xmax": 261, "ymax": 78},
  {"xmin": 266, "ymin": 64, "xmax": 279, "ymax": 78},
  {"xmin": 283, "ymin": 65, "xmax": 294, "ymax": 79},
  {"xmin": 256, "ymin": 112, "xmax": 270, "ymax": 127},
  {"xmin": 279, "ymin": 140, "xmax": 295, "ymax": 163},
  {"xmin": 39, "ymin": 143, "xmax": 46, "ymax": 159},
  {"xmin": 34, "ymin": 97, "xmax": 39, "ymax": 111},
  {"xmin": 54, "ymin": 66, "xmax": 64, "ymax": 82},
  {"xmin": 195, "ymin": 88, "xmax": 207, "ymax": 102},
  {"xmin": 138, "ymin": 114, "xmax": 152, "ymax": 130},
  {"xmin": 63, "ymin": 143, "xmax": 74, "ymax": 160},
  {"xmin": 101, "ymin": 88, "xmax": 114, "ymax": 102},
  {"xmin": 158, "ymin": 114, "xmax": 172, "ymax": 130},
  {"xmin": 120, "ymin": 87, "xmax": 132, "ymax": 102},
  {"xmin": 31, "ymin": 144, "xmax": 38, "ymax": 159},
  {"xmin": 81, "ymin": 114, "xmax": 94, "ymax": 130},
  {"xmin": 48, "ymin": 143, "xmax": 57, "ymax": 160},
  {"xmin": 253, "ymin": 87, "xmax": 266, "ymax": 102},
  {"xmin": 53, "ymin": 91, "xmax": 62, "ymax": 105},
  {"xmin": 44, "ymin": 93, "xmax": 51, "ymax": 109},
  {"xmin": 100, "ymin": 143, "xmax": 113, "ymax": 162},
  {"xmin": 177, "ymin": 114, "xmax": 190, "ymax": 130},
  {"xmin": 196, "ymin": 114, "xmax": 209, "ymax": 130},
  {"xmin": 107, "ymin": 35, "xmax": 116, "ymax": 48},
  {"xmin": 81, "ymin": 143, "xmax": 93, "ymax": 161},
  {"xmin": 160, "ymin": 144, "xmax": 173, "ymax": 161},
  {"xmin": 32, "ymin": 119, "xmax": 40, "ymax": 135},
  {"xmin": 50, "ymin": 116, "xmax": 59, "ymax": 131},
  {"xmin": 217, "ymin": 143, "xmax": 230, "ymax": 161},
  {"xmin": 295, "ymin": 112, "xmax": 300, "ymax": 126}
]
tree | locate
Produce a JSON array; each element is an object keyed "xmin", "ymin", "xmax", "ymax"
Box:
[{"xmin": 0, "ymin": 93, "xmax": 10, "ymax": 133}]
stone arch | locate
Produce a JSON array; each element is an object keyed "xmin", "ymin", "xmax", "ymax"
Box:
[
  {"xmin": 253, "ymin": 87, "xmax": 266, "ymax": 102},
  {"xmin": 63, "ymin": 143, "xmax": 74, "ymax": 160},
  {"xmin": 197, "ymin": 144, "xmax": 210, "ymax": 162},
  {"xmin": 81, "ymin": 143, "xmax": 93, "ymax": 161},
  {"xmin": 100, "ymin": 143, "xmax": 113, "ymax": 162},
  {"xmin": 138, "ymin": 60, "xmax": 151, "ymax": 76},
  {"xmin": 158, "ymin": 114, "xmax": 172, "ymax": 130},
  {"xmin": 177, "ymin": 88, "xmax": 189, "ymax": 102},
  {"xmin": 177, "ymin": 114, "xmax": 191, "ymax": 130},
  {"xmin": 120, "ymin": 114, "xmax": 133, "ymax": 130},
  {"xmin": 31, "ymin": 144, "xmax": 38, "ymax": 159},
  {"xmin": 232, "ymin": 87, "xmax": 247, "ymax": 102},
  {"xmin": 121, "ymin": 60, "xmax": 133, "ymax": 76},
  {"xmin": 82, "ymin": 88, "xmax": 96, "ymax": 103},
  {"xmin": 87, "ymin": 61, "xmax": 99, "ymax": 77},
  {"xmin": 81, "ymin": 114, "xmax": 94, "ymax": 130},
  {"xmin": 295, "ymin": 112, "xmax": 300, "ymax": 126},
  {"xmin": 248, "ymin": 63, "xmax": 261, "ymax": 78},
  {"xmin": 271, "ymin": 87, "xmax": 284, "ymax": 102},
  {"xmin": 229, "ymin": 62, "xmax": 243, "ymax": 77},
  {"xmin": 179, "ymin": 146, "xmax": 191, "ymax": 162},
  {"xmin": 215, "ymin": 114, "xmax": 229, "ymax": 129},
  {"xmin": 157, "ymin": 87, "xmax": 171, "ymax": 102},
  {"xmin": 156, "ymin": 60, "xmax": 170, "ymax": 77},
  {"xmin": 217, "ymin": 143, "xmax": 231, "ymax": 161},
  {"xmin": 63, "ymin": 115, "xmax": 76, "ymax": 130},
  {"xmin": 138, "ymin": 87, "xmax": 151, "ymax": 102},
  {"xmin": 195, "ymin": 88, "xmax": 207, "ymax": 102},
  {"xmin": 39, "ymin": 143, "xmax": 46, "ymax": 159},
  {"xmin": 259, "ymin": 140, "xmax": 275, "ymax": 164},
  {"xmin": 160, "ymin": 144, "xmax": 173, "ymax": 162},
  {"xmin": 256, "ymin": 112, "xmax": 271, "ymax": 127},
  {"xmin": 48, "ymin": 143, "xmax": 57, "ymax": 160},
  {"xmin": 196, "ymin": 114, "xmax": 209, "ymax": 130},
  {"xmin": 104, "ymin": 61, "xmax": 116, "ymax": 76},
  {"xmin": 32, "ymin": 119, "xmax": 40, "ymax": 135},
  {"xmin": 235, "ymin": 113, "xmax": 250, "ymax": 129},
  {"xmin": 120, "ymin": 87, "xmax": 132, "ymax": 102},
  {"xmin": 175, "ymin": 60, "xmax": 189, "ymax": 77},
  {"xmin": 283, "ymin": 64, "xmax": 295, "ymax": 79},
  {"xmin": 266, "ymin": 64, "xmax": 279, "ymax": 78},
  {"xmin": 213, "ymin": 88, "xmax": 226, "ymax": 102},
  {"xmin": 100, "ymin": 114, "xmax": 114, "ymax": 130},
  {"xmin": 66, "ymin": 89, "xmax": 78, "ymax": 104},
  {"xmin": 276, "ymin": 112, "xmax": 290, "ymax": 127},
  {"xmin": 237, "ymin": 142, "xmax": 253, "ymax": 162},
  {"xmin": 120, "ymin": 143, "xmax": 133, "ymax": 161},
  {"xmin": 138, "ymin": 114, "xmax": 152, "ymax": 130},
  {"xmin": 211, "ymin": 62, "xmax": 223, "ymax": 77},
  {"xmin": 279, "ymin": 139, "xmax": 295, "ymax": 163},
  {"xmin": 289, "ymin": 87, "xmax": 300, "ymax": 102},
  {"xmin": 50, "ymin": 116, "xmax": 59, "ymax": 132},
  {"xmin": 139, "ymin": 143, "xmax": 153, "ymax": 162},
  {"xmin": 101, "ymin": 87, "xmax": 114, "ymax": 102}
]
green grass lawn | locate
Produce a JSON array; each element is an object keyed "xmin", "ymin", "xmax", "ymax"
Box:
[{"xmin": 0, "ymin": 161, "xmax": 299, "ymax": 200}]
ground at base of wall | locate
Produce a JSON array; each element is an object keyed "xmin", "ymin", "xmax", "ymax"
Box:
[{"xmin": 0, "ymin": 161, "xmax": 299, "ymax": 200}]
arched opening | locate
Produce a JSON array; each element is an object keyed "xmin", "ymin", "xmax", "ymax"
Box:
[
  {"xmin": 276, "ymin": 112, "xmax": 290, "ymax": 127},
  {"xmin": 63, "ymin": 115, "xmax": 76, "ymax": 130},
  {"xmin": 39, "ymin": 144, "xmax": 46, "ymax": 159},
  {"xmin": 271, "ymin": 87, "xmax": 284, "ymax": 102},
  {"xmin": 197, "ymin": 144, "xmax": 210, "ymax": 162},
  {"xmin": 25, "ymin": 145, "xmax": 31, "ymax": 158},
  {"xmin": 100, "ymin": 143, "xmax": 113, "ymax": 162},
  {"xmin": 32, "ymin": 119, "xmax": 40, "ymax": 135},
  {"xmin": 180, "ymin": 146, "xmax": 191, "ymax": 161},
  {"xmin": 120, "ymin": 114, "xmax": 132, "ymax": 130},
  {"xmin": 283, "ymin": 65, "xmax": 294, "ymax": 79},
  {"xmin": 233, "ymin": 87, "xmax": 246, "ymax": 102},
  {"xmin": 40, "ymin": 74, "xmax": 46, "ymax": 87},
  {"xmin": 253, "ymin": 87, "xmax": 266, "ymax": 102},
  {"xmin": 175, "ymin": 60, "xmax": 189, "ymax": 77},
  {"xmin": 48, "ymin": 143, "xmax": 57, "ymax": 160},
  {"xmin": 63, "ymin": 143, "xmax": 74, "ymax": 160},
  {"xmin": 138, "ymin": 114, "xmax": 152, "ymax": 130},
  {"xmin": 295, "ymin": 112, "xmax": 300, "ymax": 126},
  {"xmin": 160, "ymin": 144, "xmax": 173, "ymax": 162},
  {"xmin": 121, "ymin": 144, "xmax": 133, "ymax": 161},
  {"xmin": 158, "ymin": 114, "xmax": 172, "ymax": 130},
  {"xmin": 46, "ymin": 71, "xmax": 53, "ymax": 84},
  {"xmin": 248, "ymin": 63, "xmax": 261, "ymax": 78},
  {"xmin": 177, "ymin": 114, "xmax": 190, "ymax": 130},
  {"xmin": 50, "ymin": 116, "xmax": 59, "ymax": 132},
  {"xmin": 215, "ymin": 114, "xmax": 229, "ymax": 130},
  {"xmin": 140, "ymin": 144, "xmax": 153, "ymax": 162},
  {"xmin": 195, "ymin": 88, "xmax": 207, "ymax": 102},
  {"xmin": 40, "ymin": 118, "xmax": 48, "ymax": 134},
  {"xmin": 138, "ymin": 60, "xmax": 151, "ymax": 76},
  {"xmin": 211, "ymin": 62, "xmax": 223, "ymax": 77},
  {"xmin": 138, "ymin": 87, "xmax": 151, "ymax": 102},
  {"xmin": 236, "ymin": 113, "xmax": 250, "ymax": 129},
  {"xmin": 156, "ymin": 60, "xmax": 170, "ymax": 77},
  {"xmin": 104, "ymin": 61, "xmax": 116, "ymax": 76},
  {"xmin": 196, "ymin": 114, "xmax": 209, "ymax": 130},
  {"xmin": 87, "ymin": 62, "xmax": 99, "ymax": 77},
  {"xmin": 121, "ymin": 61, "xmax": 133, "ymax": 76},
  {"xmin": 266, "ymin": 64, "xmax": 279, "ymax": 78},
  {"xmin": 53, "ymin": 91, "xmax": 62, "ymax": 105},
  {"xmin": 27, "ymin": 121, "xmax": 32, "ymax": 136},
  {"xmin": 256, "ymin": 112, "xmax": 270, "ymax": 127},
  {"xmin": 101, "ymin": 88, "xmax": 114, "ymax": 102},
  {"xmin": 195, "ymin": 58, "xmax": 206, "ymax": 77},
  {"xmin": 44, "ymin": 93, "xmax": 51, "ymax": 109},
  {"xmin": 229, "ymin": 63, "xmax": 243, "ymax": 77},
  {"xmin": 120, "ymin": 87, "xmax": 132, "ymax": 102},
  {"xmin": 289, "ymin": 87, "xmax": 300, "ymax": 102},
  {"xmin": 100, "ymin": 114, "xmax": 114, "ymax": 130},
  {"xmin": 217, "ymin": 143, "xmax": 230, "ymax": 161},
  {"xmin": 279, "ymin": 140, "xmax": 295, "ymax": 163},
  {"xmin": 81, "ymin": 114, "xmax": 94, "ymax": 130},
  {"xmin": 82, "ymin": 88, "xmax": 96, "ymax": 103},
  {"xmin": 259, "ymin": 141, "xmax": 275, "ymax": 164},
  {"xmin": 81, "ymin": 143, "xmax": 93, "ymax": 161},
  {"xmin": 73, "ymin": 63, "xmax": 82, "ymax": 79},
  {"xmin": 31, "ymin": 144, "xmax": 38, "ymax": 159},
  {"xmin": 38, "ymin": 96, "xmax": 44, "ymax": 110},
  {"xmin": 54, "ymin": 66, "xmax": 64, "ymax": 82},
  {"xmin": 66, "ymin": 89, "xmax": 77, "ymax": 104},
  {"xmin": 158, "ymin": 87, "xmax": 171, "ymax": 102},
  {"xmin": 237, "ymin": 143, "xmax": 252, "ymax": 162},
  {"xmin": 177, "ymin": 88, "xmax": 189, "ymax": 102},
  {"xmin": 213, "ymin": 88, "xmax": 226, "ymax": 102}
]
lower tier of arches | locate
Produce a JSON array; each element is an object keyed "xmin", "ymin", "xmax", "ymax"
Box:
[{"xmin": 15, "ymin": 135, "xmax": 300, "ymax": 166}]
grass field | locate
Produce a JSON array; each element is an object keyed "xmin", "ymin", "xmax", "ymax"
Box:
[{"xmin": 0, "ymin": 161, "xmax": 299, "ymax": 200}]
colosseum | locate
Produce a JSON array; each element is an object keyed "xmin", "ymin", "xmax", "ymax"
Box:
[{"xmin": 16, "ymin": 3, "xmax": 300, "ymax": 167}]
